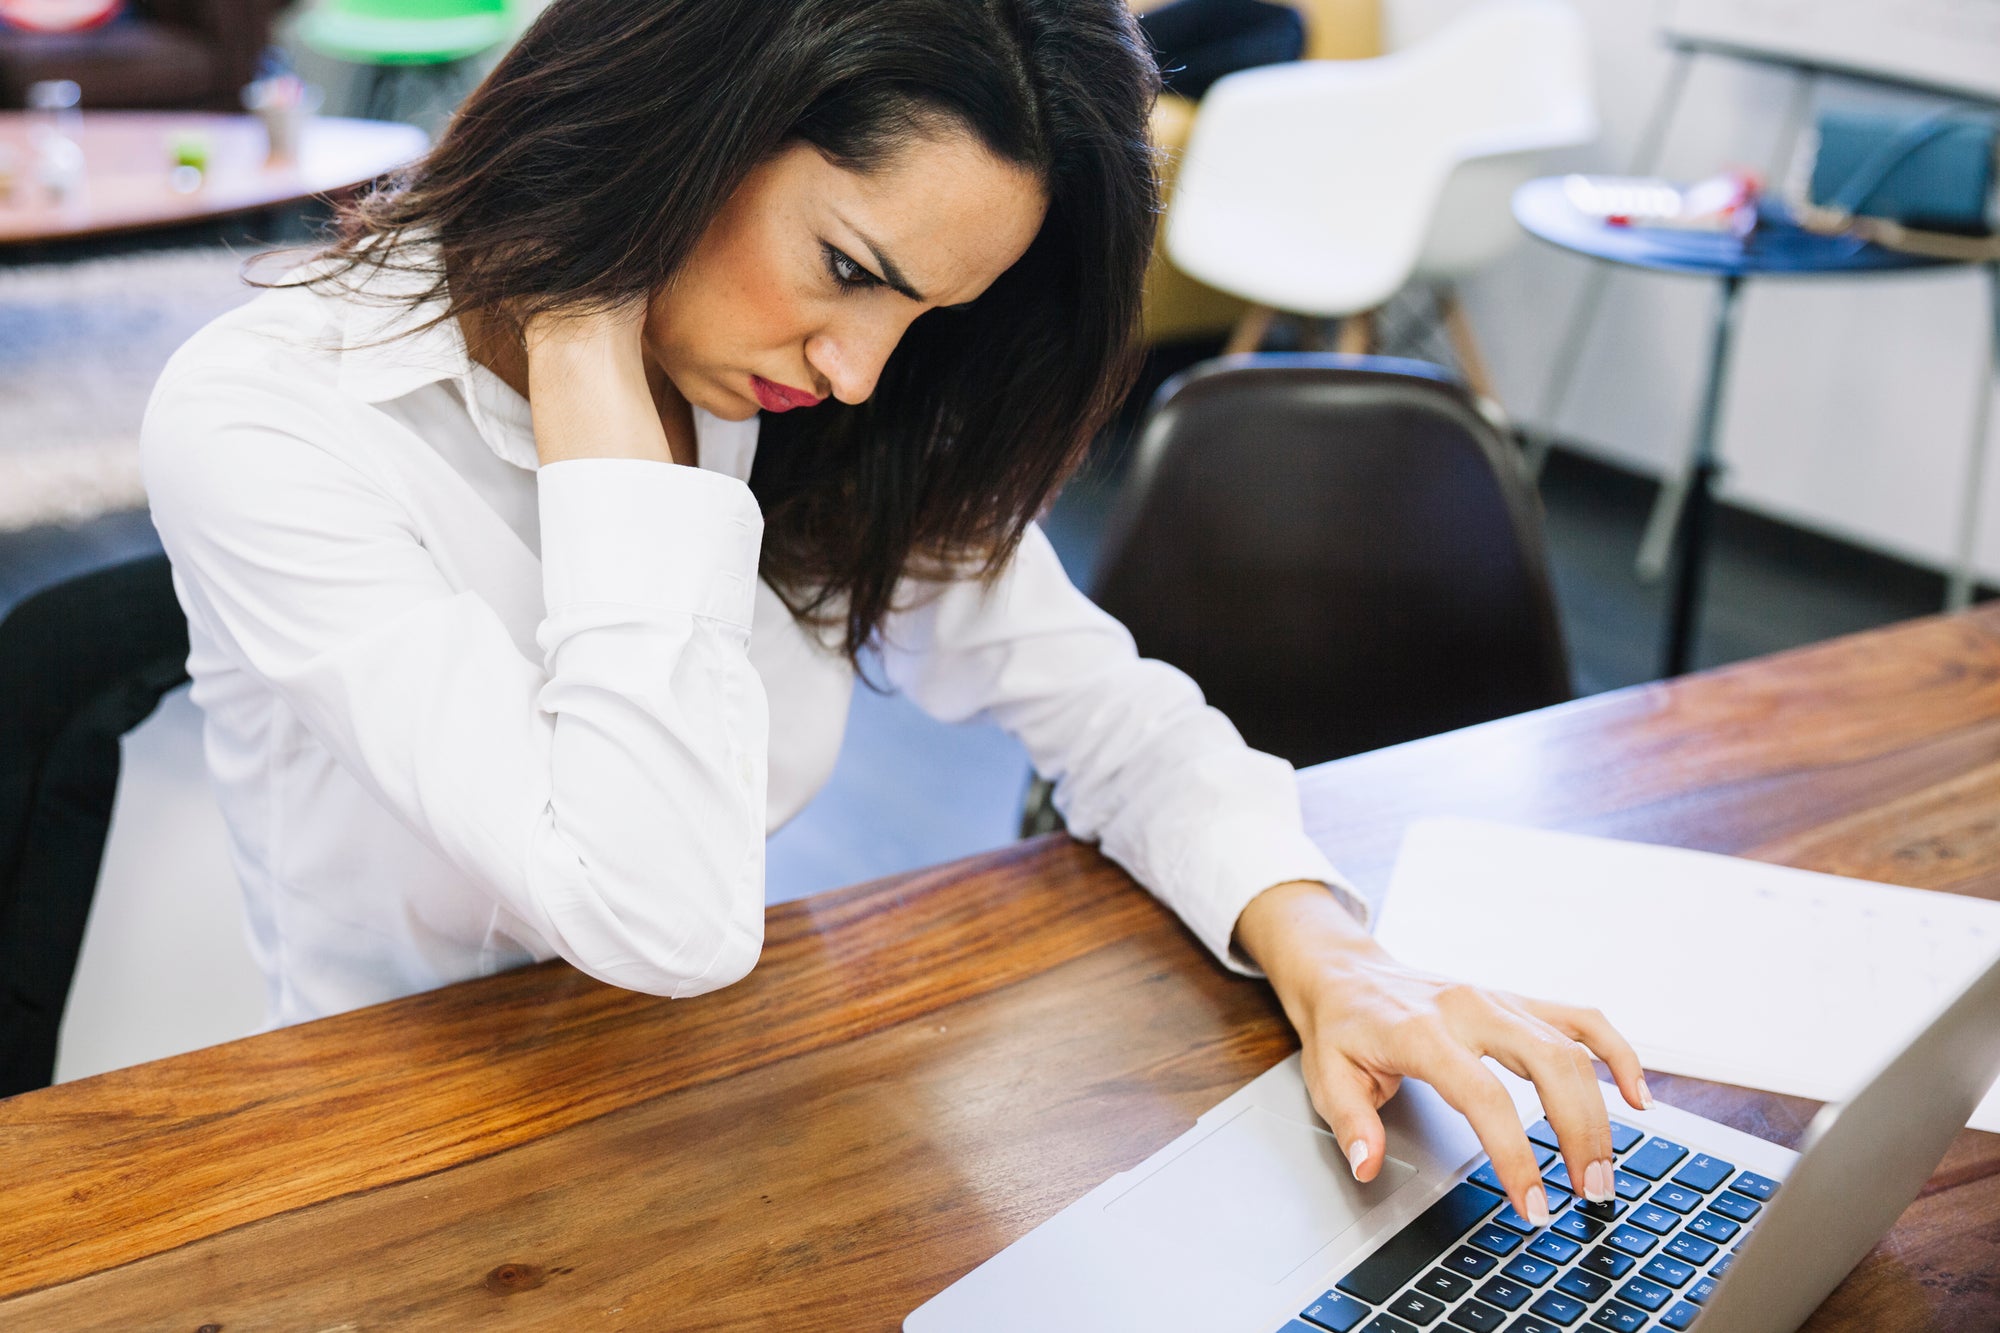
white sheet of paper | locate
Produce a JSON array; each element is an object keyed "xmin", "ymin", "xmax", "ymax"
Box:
[{"xmin": 1373, "ymin": 819, "xmax": 2000, "ymax": 1132}]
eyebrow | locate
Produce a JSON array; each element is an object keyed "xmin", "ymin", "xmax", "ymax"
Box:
[{"xmin": 845, "ymin": 223, "xmax": 928, "ymax": 304}]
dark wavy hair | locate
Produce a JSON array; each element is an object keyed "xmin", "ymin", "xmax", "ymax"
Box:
[{"xmin": 303, "ymin": 0, "xmax": 1160, "ymax": 661}]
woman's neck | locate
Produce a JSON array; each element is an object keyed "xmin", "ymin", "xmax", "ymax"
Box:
[
  {"xmin": 459, "ymin": 305, "xmax": 532, "ymax": 400},
  {"xmin": 457, "ymin": 303, "xmax": 700, "ymax": 466}
]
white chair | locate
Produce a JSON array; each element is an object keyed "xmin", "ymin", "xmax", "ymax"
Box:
[{"xmin": 1164, "ymin": 0, "xmax": 1594, "ymax": 398}]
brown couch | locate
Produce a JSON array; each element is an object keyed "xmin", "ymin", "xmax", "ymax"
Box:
[{"xmin": 0, "ymin": 0, "xmax": 293, "ymax": 111}]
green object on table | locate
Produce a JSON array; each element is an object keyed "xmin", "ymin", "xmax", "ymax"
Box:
[
  {"xmin": 299, "ymin": 0, "xmax": 514, "ymax": 67},
  {"xmin": 169, "ymin": 132, "xmax": 211, "ymax": 172}
]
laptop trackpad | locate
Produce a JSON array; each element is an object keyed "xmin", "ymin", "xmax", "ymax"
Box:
[{"xmin": 1103, "ymin": 1104, "xmax": 1419, "ymax": 1286}]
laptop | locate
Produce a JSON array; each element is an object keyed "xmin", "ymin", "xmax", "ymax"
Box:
[{"xmin": 906, "ymin": 935, "xmax": 2000, "ymax": 1332}]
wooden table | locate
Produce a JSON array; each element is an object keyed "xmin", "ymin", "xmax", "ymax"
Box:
[
  {"xmin": 0, "ymin": 112, "xmax": 427, "ymax": 248},
  {"xmin": 5, "ymin": 607, "xmax": 2000, "ymax": 1330}
]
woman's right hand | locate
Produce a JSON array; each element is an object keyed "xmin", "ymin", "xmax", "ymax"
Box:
[{"xmin": 522, "ymin": 304, "xmax": 685, "ymax": 467}]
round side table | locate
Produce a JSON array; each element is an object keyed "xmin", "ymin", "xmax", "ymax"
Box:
[
  {"xmin": 1512, "ymin": 176, "xmax": 1990, "ymax": 678},
  {"xmin": 0, "ymin": 112, "xmax": 428, "ymax": 251}
]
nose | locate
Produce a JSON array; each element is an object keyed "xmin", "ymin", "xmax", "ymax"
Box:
[{"xmin": 804, "ymin": 310, "xmax": 910, "ymax": 406}]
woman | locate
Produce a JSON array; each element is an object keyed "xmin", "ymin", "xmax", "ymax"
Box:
[{"xmin": 142, "ymin": 0, "xmax": 1646, "ymax": 1230}]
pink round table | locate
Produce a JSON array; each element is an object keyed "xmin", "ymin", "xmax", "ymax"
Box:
[{"xmin": 0, "ymin": 111, "xmax": 427, "ymax": 248}]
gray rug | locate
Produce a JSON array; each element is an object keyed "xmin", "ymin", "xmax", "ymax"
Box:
[{"xmin": 0, "ymin": 248, "xmax": 266, "ymax": 530}]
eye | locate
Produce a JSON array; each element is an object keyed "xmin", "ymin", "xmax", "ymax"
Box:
[{"xmin": 821, "ymin": 243, "xmax": 879, "ymax": 292}]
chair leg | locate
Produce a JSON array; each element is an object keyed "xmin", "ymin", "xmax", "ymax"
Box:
[
  {"xmin": 1018, "ymin": 775, "xmax": 1065, "ymax": 838},
  {"xmin": 1225, "ymin": 305, "xmax": 1277, "ymax": 356},
  {"xmin": 1947, "ymin": 261, "xmax": 2000, "ymax": 611},
  {"xmin": 1438, "ymin": 285, "xmax": 1498, "ymax": 404},
  {"xmin": 1336, "ymin": 309, "xmax": 1374, "ymax": 355},
  {"xmin": 1637, "ymin": 467, "xmax": 1693, "ymax": 583}
]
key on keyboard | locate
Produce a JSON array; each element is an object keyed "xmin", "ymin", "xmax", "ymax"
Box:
[
  {"xmin": 1709, "ymin": 1190, "xmax": 1761, "ymax": 1222},
  {"xmin": 1621, "ymin": 1137, "xmax": 1688, "ymax": 1180},
  {"xmin": 1641, "ymin": 1255, "xmax": 1695, "ymax": 1288},
  {"xmin": 1579, "ymin": 1246, "xmax": 1634, "ymax": 1280},
  {"xmin": 1501, "ymin": 1254, "xmax": 1558, "ymax": 1287},
  {"xmin": 1528, "ymin": 1290, "xmax": 1587, "ymax": 1326},
  {"xmin": 1589, "ymin": 1301, "xmax": 1647, "ymax": 1331},
  {"xmin": 1361, "ymin": 1315, "xmax": 1419, "ymax": 1333},
  {"xmin": 1629, "ymin": 1203, "xmax": 1678, "ymax": 1234},
  {"xmin": 1651, "ymin": 1183, "xmax": 1701, "ymax": 1214},
  {"xmin": 1729, "ymin": 1170, "xmax": 1779, "ymax": 1202},
  {"xmin": 1336, "ymin": 1182, "xmax": 1502, "ymax": 1304},
  {"xmin": 1470, "ymin": 1223, "xmax": 1524, "ymax": 1257},
  {"xmin": 1416, "ymin": 1269, "xmax": 1472, "ymax": 1302},
  {"xmin": 1301, "ymin": 1290, "xmax": 1371, "ymax": 1331},
  {"xmin": 1665, "ymin": 1232, "xmax": 1717, "ymax": 1265},
  {"xmin": 1555, "ymin": 1268, "xmax": 1611, "ymax": 1302},
  {"xmin": 1605, "ymin": 1224, "xmax": 1656, "ymax": 1257},
  {"xmin": 1550, "ymin": 1211, "xmax": 1602, "ymax": 1244},
  {"xmin": 1387, "ymin": 1291, "xmax": 1446, "ymax": 1325},
  {"xmin": 1616, "ymin": 1276, "xmax": 1672, "ymax": 1311},
  {"xmin": 1688, "ymin": 1210, "xmax": 1740, "ymax": 1243},
  {"xmin": 1477, "ymin": 1276, "xmax": 1533, "ymax": 1310},
  {"xmin": 1447, "ymin": 1300, "xmax": 1507, "ymax": 1332},
  {"xmin": 1528, "ymin": 1232, "xmax": 1582, "ymax": 1264},
  {"xmin": 1444, "ymin": 1246, "xmax": 1498, "ymax": 1279},
  {"xmin": 1670, "ymin": 1154, "xmax": 1734, "ymax": 1193}
]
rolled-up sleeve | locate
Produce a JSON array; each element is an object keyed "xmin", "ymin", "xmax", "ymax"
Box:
[
  {"xmin": 142, "ymin": 373, "xmax": 769, "ymax": 998},
  {"xmin": 876, "ymin": 524, "xmax": 1366, "ymax": 975}
]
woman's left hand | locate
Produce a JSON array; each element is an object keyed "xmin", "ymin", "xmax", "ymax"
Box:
[{"xmin": 1233, "ymin": 880, "xmax": 1653, "ymax": 1231}]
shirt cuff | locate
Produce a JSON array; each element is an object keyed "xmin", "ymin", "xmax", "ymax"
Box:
[
  {"xmin": 538, "ymin": 459, "xmax": 763, "ymax": 628},
  {"xmin": 1178, "ymin": 819, "xmax": 1371, "ymax": 977}
]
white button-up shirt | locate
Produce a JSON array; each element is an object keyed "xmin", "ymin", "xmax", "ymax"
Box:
[{"xmin": 140, "ymin": 264, "xmax": 1360, "ymax": 1028}]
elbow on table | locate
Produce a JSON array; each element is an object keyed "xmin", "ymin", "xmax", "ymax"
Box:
[
  {"xmin": 532, "ymin": 817, "xmax": 769, "ymax": 999},
  {"xmin": 675, "ymin": 901, "xmax": 765, "ymax": 996},
  {"xmin": 559, "ymin": 889, "xmax": 767, "ymax": 999}
]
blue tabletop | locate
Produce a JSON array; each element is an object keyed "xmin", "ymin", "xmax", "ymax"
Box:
[{"xmin": 1511, "ymin": 176, "xmax": 1954, "ymax": 279}]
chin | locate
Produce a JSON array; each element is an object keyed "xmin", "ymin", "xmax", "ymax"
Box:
[
  {"xmin": 708, "ymin": 397, "xmax": 763, "ymax": 423},
  {"xmin": 687, "ymin": 377, "xmax": 762, "ymax": 423}
]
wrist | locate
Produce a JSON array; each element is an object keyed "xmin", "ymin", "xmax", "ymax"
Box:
[
  {"xmin": 527, "ymin": 347, "xmax": 673, "ymax": 467},
  {"xmin": 1233, "ymin": 880, "xmax": 1382, "ymax": 989}
]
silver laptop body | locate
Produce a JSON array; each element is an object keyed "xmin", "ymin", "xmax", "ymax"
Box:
[{"xmin": 907, "ymin": 945, "xmax": 2000, "ymax": 1333}]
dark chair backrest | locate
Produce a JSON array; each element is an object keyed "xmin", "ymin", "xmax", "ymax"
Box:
[
  {"xmin": 1090, "ymin": 353, "xmax": 1570, "ymax": 769},
  {"xmin": 0, "ymin": 551, "xmax": 188, "ymax": 1097}
]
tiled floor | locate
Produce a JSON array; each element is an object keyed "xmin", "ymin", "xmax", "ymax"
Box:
[{"xmin": 35, "ymin": 435, "xmax": 1965, "ymax": 1083}]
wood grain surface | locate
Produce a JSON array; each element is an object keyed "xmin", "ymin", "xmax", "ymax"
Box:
[{"xmin": 5, "ymin": 607, "xmax": 2000, "ymax": 1329}]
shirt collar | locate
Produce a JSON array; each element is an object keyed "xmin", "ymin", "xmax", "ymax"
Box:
[
  {"xmin": 323, "ymin": 254, "xmax": 538, "ymax": 470},
  {"xmin": 326, "ymin": 250, "xmax": 762, "ymax": 480}
]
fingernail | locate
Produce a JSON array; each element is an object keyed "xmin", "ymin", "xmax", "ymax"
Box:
[
  {"xmin": 1525, "ymin": 1184, "xmax": 1552, "ymax": 1229},
  {"xmin": 1347, "ymin": 1140, "xmax": 1369, "ymax": 1180},
  {"xmin": 1584, "ymin": 1160, "xmax": 1612, "ymax": 1202},
  {"xmin": 1639, "ymin": 1078, "xmax": 1655, "ymax": 1109}
]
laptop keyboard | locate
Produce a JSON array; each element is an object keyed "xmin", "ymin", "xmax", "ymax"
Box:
[{"xmin": 1272, "ymin": 1120, "xmax": 1779, "ymax": 1333}]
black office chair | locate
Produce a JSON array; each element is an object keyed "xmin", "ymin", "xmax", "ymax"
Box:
[
  {"xmin": 1023, "ymin": 353, "xmax": 1569, "ymax": 834},
  {"xmin": 0, "ymin": 546, "xmax": 188, "ymax": 1097}
]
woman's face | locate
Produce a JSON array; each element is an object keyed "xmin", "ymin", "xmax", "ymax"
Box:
[{"xmin": 645, "ymin": 129, "xmax": 1048, "ymax": 421}]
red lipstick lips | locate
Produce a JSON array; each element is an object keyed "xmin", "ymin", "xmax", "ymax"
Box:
[{"xmin": 751, "ymin": 375, "xmax": 823, "ymax": 412}]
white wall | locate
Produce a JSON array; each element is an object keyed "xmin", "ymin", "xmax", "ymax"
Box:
[{"xmin": 1404, "ymin": 0, "xmax": 1998, "ymax": 578}]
